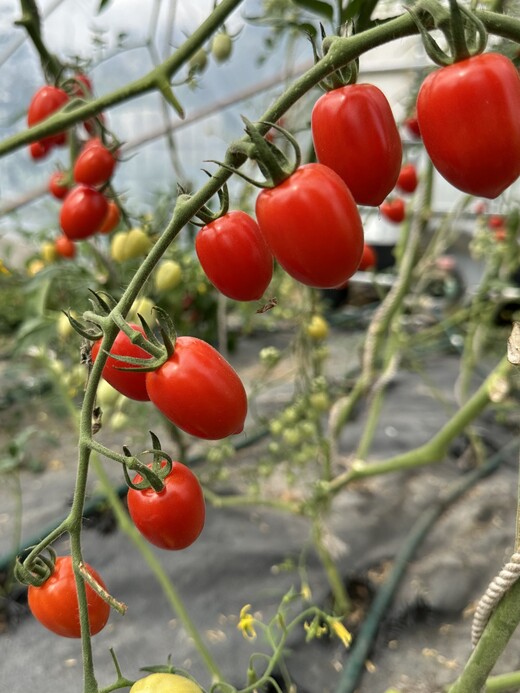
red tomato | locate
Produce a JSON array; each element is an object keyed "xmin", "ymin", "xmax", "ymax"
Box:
[
  {"xmin": 91, "ymin": 324, "xmax": 151, "ymax": 401},
  {"xmin": 27, "ymin": 556, "xmax": 109, "ymax": 638},
  {"xmin": 358, "ymin": 243, "xmax": 377, "ymax": 271},
  {"xmin": 27, "ymin": 85, "xmax": 69, "ymax": 148},
  {"xmin": 255, "ymin": 164, "xmax": 364, "ymax": 288},
  {"xmin": 417, "ymin": 52, "xmax": 520, "ymax": 198},
  {"xmin": 49, "ymin": 171, "xmax": 70, "ymax": 199},
  {"xmin": 488, "ymin": 215, "xmax": 505, "ymax": 229},
  {"xmin": 404, "ymin": 114, "xmax": 421, "ymax": 139},
  {"xmin": 396, "ymin": 163, "xmax": 418, "ymax": 194},
  {"xmin": 127, "ymin": 461, "xmax": 205, "ymax": 550},
  {"xmin": 60, "ymin": 185, "xmax": 109, "ymax": 240},
  {"xmin": 380, "ymin": 197, "xmax": 406, "ymax": 223},
  {"xmin": 55, "ymin": 235, "xmax": 76, "ymax": 258},
  {"xmin": 98, "ymin": 200, "xmax": 121, "ymax": 234},
  {"xmin": 29, "ymin": 140, "xmax": 51, "ymax": 161},
  {"xmin": 494, "ymin": 227, "xmax": 507, "ymax": 242},
  {"xmin": 73, "ymin": 140, "xmax": 116, "ymax": 187},
  {"xmin": 311, "ymin": 84, "xmax": 402, "ymax": 206},
  {"xmin": 72, "ymin": 73, "xmax": 93, "ymax": 97},
  {"xmin": 145, "ymin": 336, "xmax": 247, "ymax": 440},
  {"xmin": 195, "ymin": 210, "xmax": 273, "ymax": 301}
]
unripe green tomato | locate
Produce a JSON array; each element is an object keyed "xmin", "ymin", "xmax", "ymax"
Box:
[
  {"xmin": 130, "ymin": 673, "xmax": 203, "ymax": 693},
  {"xmin": 211, "ymin": 32, "xmax": 233, "ymax": 63},
  {"xmin": 189, "ymin": 48, "xmax": 208, "ymax": 74},
  {"xmin": 130, "ymin": 296, "xmax": 155, "ymax": 324},
  {"xmin": 269, "ymin": 419, "xmax": 284, "ymax": 437},
  {"xmin": 155, "ymin": 260, "xmax": 183, "ymax": 292},
  {"xmin": 109, "ymin": 411, "xmax": 129, "ymax": 431},
  {"xmin": 97, "ymin": 380, "xmax": 121, "ymax": 408},
  {"xmin": 57, "ymin": 312, "xmax": 75, "ymax": 340},
  {"xmin": 309, "ymin": 391, "xmax": 330, "ymax": 412},
  {"xmin": 306, "ymin": 315, "xmax": 329, "ymax": 340},
  {"xmin": 110, "ymin": 231, "xmax": 129, "ymax": 263},
  {"xmin": 282, "ymin": 427, "xmax": 301, "ymax": 446},
  {"xmin": 125, "ymin": 227, "xmax": 152, "ymax": 259}
]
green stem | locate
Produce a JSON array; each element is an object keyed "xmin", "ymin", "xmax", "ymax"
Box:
[
  {"xmin": 326, "ymin": 355, "xmax": 511, "ymax": 494},
  {"xmin": 311, "ymin": 519, "xmax": 351, "ymax": 617},
  {"xmin": 484, "ymin": 670, "xmax": 520, "ymax": 692},
  {"xmin": 447, "ymin": 578, "xmax": 520, "ymax": 693}
]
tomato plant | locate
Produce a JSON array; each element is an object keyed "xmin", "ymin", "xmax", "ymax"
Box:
[
  {"xmin": 27, "ymin": 556, "xmax": 110, "ymax": 638},
  {"xmin": 60, "ymin": 185, "xmax": 109, "ymax": 240},
  {"xmin": 255, "ymin": 163, "xmax": 364, "ymax": 289},
  {"xmin": 396, "ymin": 163, "xmax": 418, "ymax": 194},
  {"xmin": 127, "ymin": 461, "xmax": 205, "ymax": 550},
  {"xmin": 380, "ymin": 197, "xmax": 405, "ymax": 223},
  {"xmin": 29, "ymin": 140, "xmax": 51, "ymax": 160},
  {"xmin": 91, "ymin": 324, "xmax": 151, "ymax": 401},
  {"xmin": 27, "ymin": 85, "xmax": 69, "ymax": 148},
  {"xmin": 417, "ymin": 52, "xmax": 520, "ymax": 198},
  {"xmin": 73, "ymin": 139, "xmax": 117, "ymax": 187},
  {"xmin": 54, "ymin": 234, "xmax": 76, "ymax": 258},
  {"xmin": 195, "ymin": 210, "xmax": 273, "ymax": 301},
  {"xmin": 49, "ymin": 170, "xmax": 70, "ymax": 199},
  {"xmin": 311, "ymin": 83, "xmax": 402, "ymax": 206},
  {"xmin": 145, "ymin": 336, "xmax": 247, "ymax": 439},
  {"xmin": 130, "ymin": 673, "xmax": 203, "ymax": 693}
]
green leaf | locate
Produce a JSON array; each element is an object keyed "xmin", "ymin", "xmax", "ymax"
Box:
[
  {"xmin": 97, "ymin": 0, "xmax": 112, "ymax": 12},
  {"xmin": 293, "ymin": 0, "xmax": 334, "ymax": 23},
  {"xmin": 341, "ymin": 0, "xmax": 379, "ymax": 30}
]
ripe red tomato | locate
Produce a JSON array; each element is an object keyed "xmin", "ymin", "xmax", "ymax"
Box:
[
  {"xmin": 27, "ymin": 85, "xmax": 69, "ymax": 148},
  {"xmin": 73, "ymin": 140, "xmax": 117, "ymax": 187},
  {"xmin": 27, "ymin": 555, "xmax": 110, "ymax": 638},
  {"xmin": 195, "ymin": 210, "xmax": 273, "ymax": 301},
  {"xmin": 488, "ymin": 215, "xmax": 505, "ymax": 229},
  {"xmin": 145, "ymin": 336, "xmax": 247, "ymax": 440},
  {"xmin": 29, "ymin": 140, "xmax": 51, "ymax": 161},
  {"xmin": 404, "ymin": 114, "xmax": 421, "ymax": 139},
  {"xmin": 417, "ymin": 52, "xmax": 520, "ymax": 198},
  {"xmin": 49, "ymin": 171, "xmax": 70, "ymax": 199},
  {"xmin": 358, "ymin": 243, "xmax": 377, "ymax": 271},
  {"xmin": 91, "ymin": 324, "xmax": 151, "ymax": 401},
  {"xmin": 72, "ymin": 73, "xmax": 93, "ymax": 97},
  {"xmin": 127, "ymin": 461, "xmax": 205, "ymax": 550},
  {"xmin": 255, "ymin": 163, "xmax": 364, "ymax": 288},
  {"xmin": 55, "ymin": 235, "xmax": 76, "ymax": 258},
  {"xmin": 396, "ymin": 163, "xmax": 418, "ymax": 194},
  {"xmin": 60, "ymin": 185, "xmax": 109, "ymax": 240},
  {"xmin": 380, "ymin": 197, "xmax": 406, "ymax": 223},
  {"xmin": 311, "ymin": 84, "xmax": 402, "ymax": 206},
  {"xmin": 98, "ymin": 200, "xmax": 121, "ymax": 234}
]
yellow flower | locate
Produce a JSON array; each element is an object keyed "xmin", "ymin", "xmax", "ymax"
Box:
[
  {"xmin": 300, "ymin": 582, "xmax": 312, "ymax": 602},
  {"xmin": 237, "ymin": 604, "xmax": 257, "ymax": 641},
  {"xmin": 330, "ymin": 619, "xmax": 352, "ymax": 648},
  {"xmin": 0, "ymin": 259, "xmax": 11, "ymax": 275}
]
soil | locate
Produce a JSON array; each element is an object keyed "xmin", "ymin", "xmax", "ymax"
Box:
[{"xmin": 1, "ymin": 322, "xmax": 520, "ymax": 693}]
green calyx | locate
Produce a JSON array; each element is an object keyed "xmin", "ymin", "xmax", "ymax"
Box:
[
  {"xmin": 209, "ymin": 117, "xmax": 301, "ymax": 189},
  {"xmin": 122, "ymin": 431, "xmax": 173, "ymax": 492},
  {"xmin": 193, "ymin": 176, "xmax": 230, "ymax": 226},
  {"xmin": 408, "ymin": 0, "xmax": 487, "ymax": 66},
  {"xmin": 317, "ymin": 28, "xmax": 359, "ymax": 91}
]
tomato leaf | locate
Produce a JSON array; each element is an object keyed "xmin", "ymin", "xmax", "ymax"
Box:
[
  {"xmin": 293, "ymin": 0, "xmax": 334, "ymax": 23},
  {"xmin": 341, "ymin": 0, "xmax": 379, "ymax": 30},
  {"xmin": 97, "ymin": 0, "xmax": 112, "ymax": 12}
]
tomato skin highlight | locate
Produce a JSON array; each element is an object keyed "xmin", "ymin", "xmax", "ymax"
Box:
[
  {"xmin": 28, "ymin": 556, "xmax": 110, "ymax": 638},
  {"xmin": 60, "ymin": 185, "xmax": 109, "ymax": 240},
  {"xmin": 91, "ymin": 324, "xmax": 151, "ymax": 401},
  {"xmin": 127, "ymin": 461, "xmax": 205, "ymax": 550},
  {"xmin": 417, "ymin": 52, "xmax": 520, "ymax": 199},
  {"xmin": 255, "ymin": 163, "xmax": 364, "ymax": 289},
  {"xmin": 311, "ymin": 84, "xmax": 402, "ymax": 206},
  {"xmin": 195, "ymin": 210, "xmax": 273, "ymax": 301},
  {"xmin": 145, "ymin": 336, "xmax": 247, "ymax": 440}
]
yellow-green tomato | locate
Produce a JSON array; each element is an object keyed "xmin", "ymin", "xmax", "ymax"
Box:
[
  {"xmin": 110, "ymin": 231, "xmax": 129, "ymax": 263},
  {"xmin": 155, "ymin": 260, "xmax": 183, "ymax": 292},
  {"xmin": 96, "ymin": 380, "xmax": 121, "ymax": 408},
  {"xmin": 211, "ymin": 32, "xmax": 233, "ymax": 63},
  {"xmin": 41, "ymin": 241, "xmax": 58, "ymax": 264},
  {"xmin": 306, "ymin": 315, "xmax": 329, "ymax": 340},
  {"xmin": 125, "ymin": 227, "xmax": 152, "ymax": 259},
  {"xmin": 130, "ymin": 672, "xmax": 203, "ymax": 693}
]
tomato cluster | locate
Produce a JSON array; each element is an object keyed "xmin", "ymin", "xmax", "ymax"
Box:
[{"xmin": 27, "ymin": 74, "xmax": 120, "ymax": 263}]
